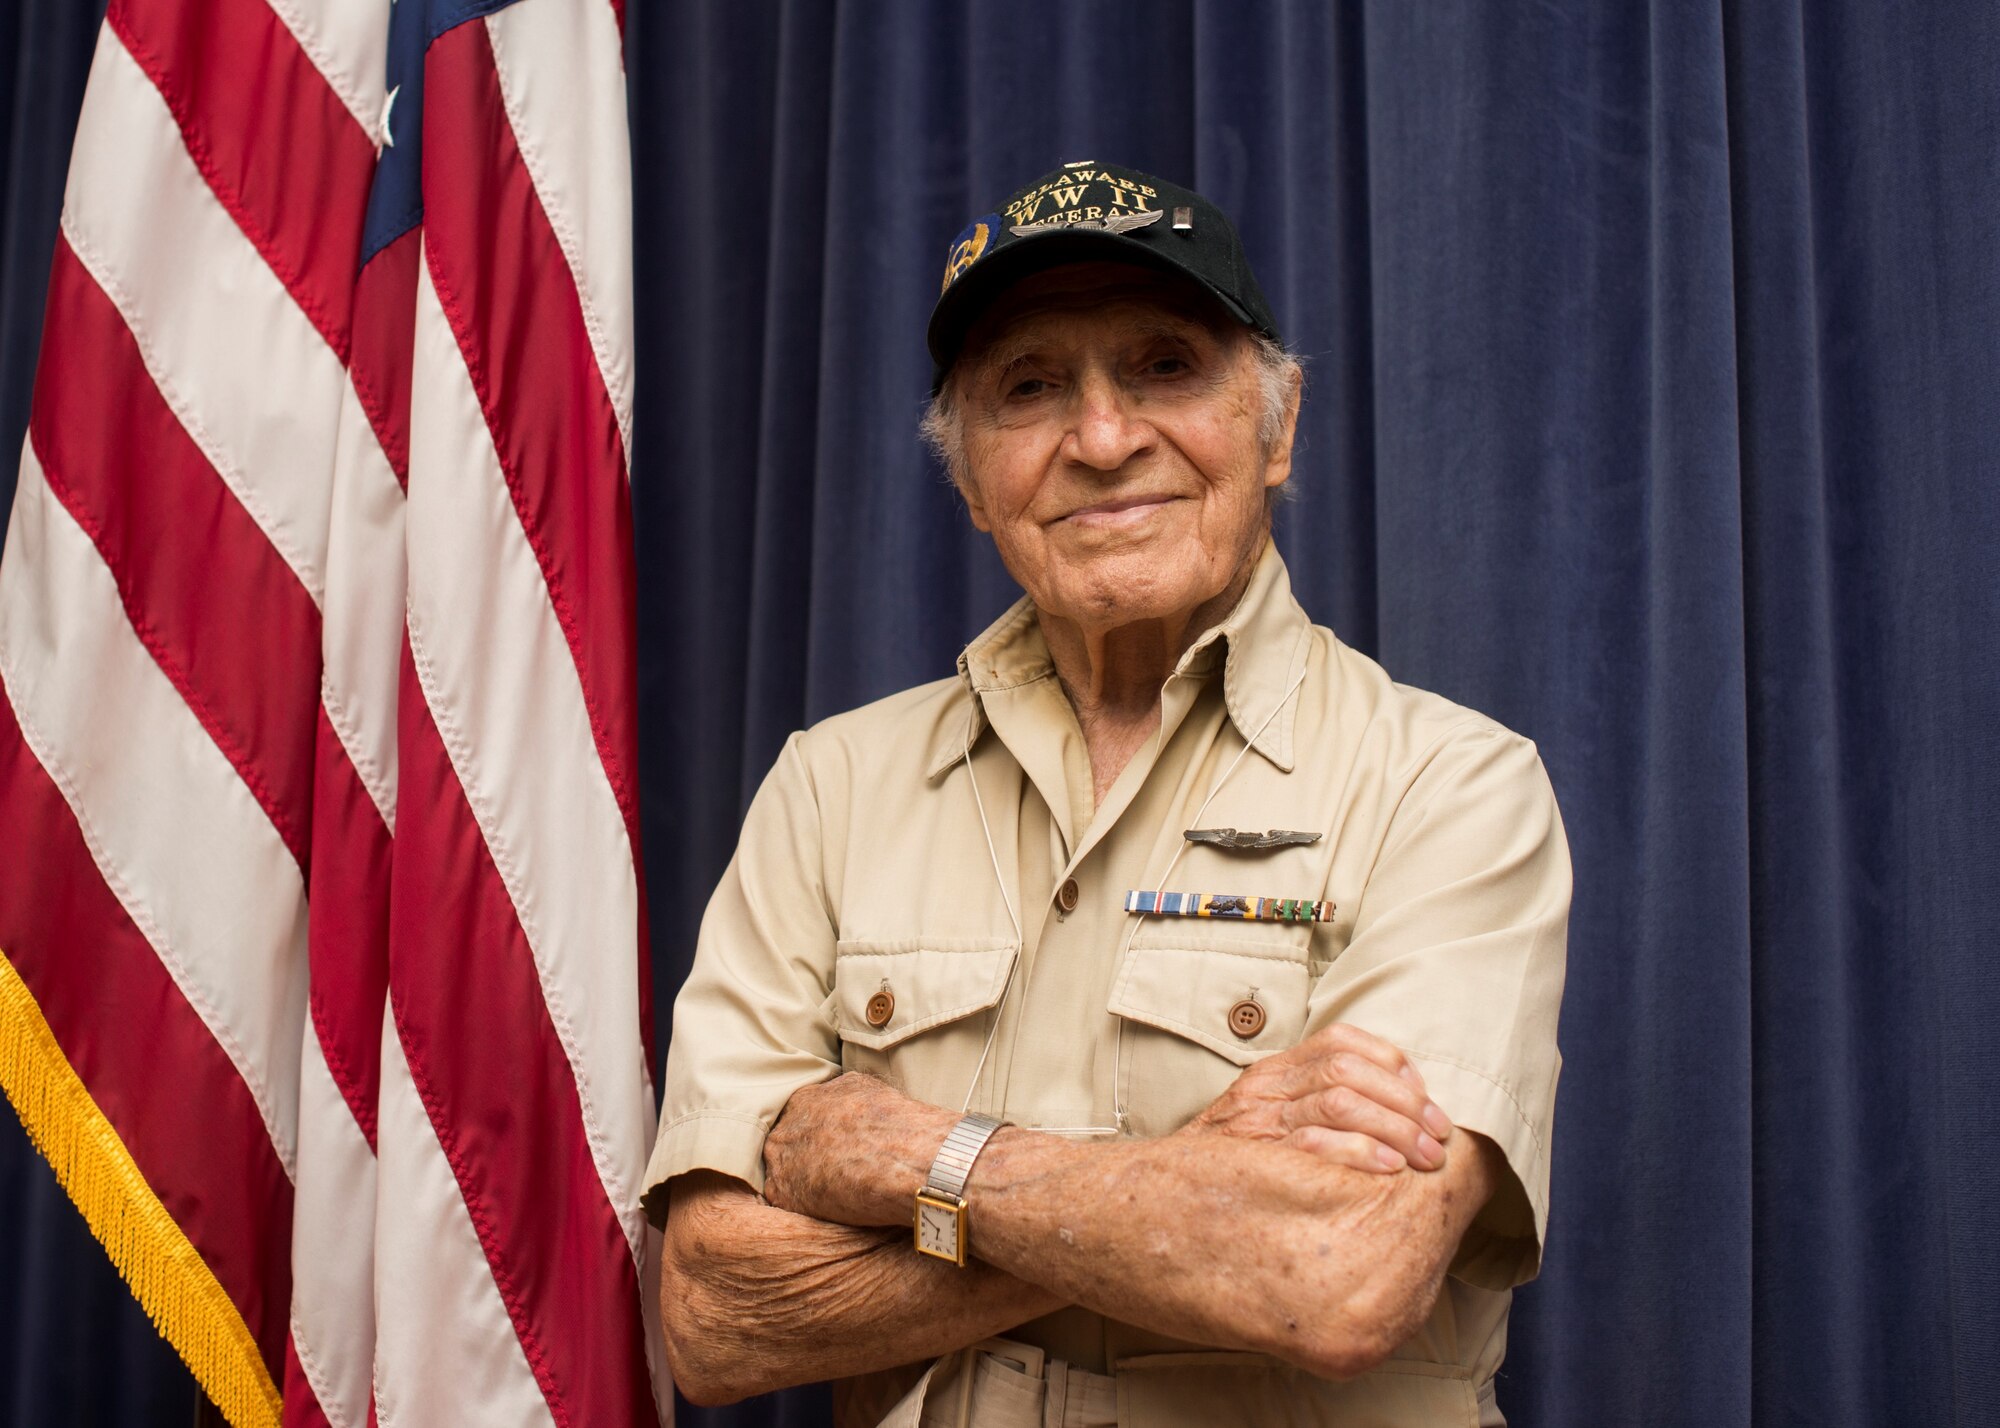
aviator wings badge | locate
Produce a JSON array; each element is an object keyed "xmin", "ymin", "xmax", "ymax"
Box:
[
  {"xmin": 1009, "ymin": 208, "xmax": 1166, "ymax": 238},
  {"xmin": 1184, "ymin": 828, "xmax": 1324, "ymax": 852}
]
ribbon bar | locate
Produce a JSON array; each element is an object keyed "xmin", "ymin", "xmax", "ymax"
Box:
[{"xmin": 1124, "ymin": 890, "xmax": 1336, "ymax": 923}]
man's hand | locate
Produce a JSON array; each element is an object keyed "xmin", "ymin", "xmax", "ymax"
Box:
[{"xmin": 1186, "ymin": 1022, "xmax": 1455, "ymax": 1173}]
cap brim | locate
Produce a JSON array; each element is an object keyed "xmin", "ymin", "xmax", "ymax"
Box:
[{"xmin": 926, "ymin": 227, "xmax": 1265, "ymax": 390}]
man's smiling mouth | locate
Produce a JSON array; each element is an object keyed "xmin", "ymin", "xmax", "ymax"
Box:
[{"xmin": 1062, "ymin": 495, "xmax": 1179, "ymax": 528}]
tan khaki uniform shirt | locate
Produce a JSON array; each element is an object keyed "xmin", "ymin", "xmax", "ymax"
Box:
[{"xmin": 644, "ymin": 543, "xmax": 1570, "ymax": 1427}]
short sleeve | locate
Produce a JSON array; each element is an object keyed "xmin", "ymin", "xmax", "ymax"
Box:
[
  {"xmin": 1307, "ymin": 723, "xmax": 1570, "ymax": 1290},
  {"xmin": 640, "ymin": 732, "xmax": 841, "ymax": 1227}
]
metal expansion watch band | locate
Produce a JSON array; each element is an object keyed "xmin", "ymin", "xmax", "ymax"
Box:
[
  {"xmin": 926, "ymin": 1113, "xmax": 1008, "ymax": 1199},
  {"xmin": 914, "ymin": 1113, "xmax": 1008, "ymax": 1266}
]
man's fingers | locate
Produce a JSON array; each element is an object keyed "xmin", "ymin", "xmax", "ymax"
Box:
[
  {"xmin": 1312, "ymin": 1022, "xmax": 1423, "ymax": 1083},
  {"xmin": 1285, "ymin": 1083, "xmax": 1447, "ymax": 1170},
  {"xmin": 1268, "ymin": 1045, "xmax": 1449, "ymax": 1138},
  {"xmin": 1269, "ymin": 1023, "xmax": 1425, "ymax": 1097},
  {"xmin": 1287, "ymin": 1125, "xmax": 1408, "ymax": 1173},
  {"xmin": 1222, "ymin": 1025, "xmax": 1456, "ymax": 1166}
]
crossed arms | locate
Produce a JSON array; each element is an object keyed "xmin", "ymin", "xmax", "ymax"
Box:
[
  {"xmin": 655, "ymin": 723, "xmax": 1566, "ymax": 1405},
  {"xmin": 658, "ymin": 1023, "xmax": 1502, "ymax": 1406}
]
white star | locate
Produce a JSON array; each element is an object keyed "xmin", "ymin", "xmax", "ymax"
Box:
[{"xmin": 381, "ymin": 84, "xmax": 400, "ymax": 147}]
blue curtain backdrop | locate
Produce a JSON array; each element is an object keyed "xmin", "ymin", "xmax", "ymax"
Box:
[{"xmin": 2, "ymin": 2, "xmax": 1995, "ymax": 1425}]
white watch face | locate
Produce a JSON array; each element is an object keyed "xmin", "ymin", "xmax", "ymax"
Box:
[{"xmin": 917, "ymin": 1200, "xmax": 960, "ymax": 1259}]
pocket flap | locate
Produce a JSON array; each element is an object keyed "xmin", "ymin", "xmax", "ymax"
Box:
[
  {"xmin": 834, "ymin": 937, "xmax": 1018, "ymax": 1051},
  {"xmin": 1108, "ymin": 944, "xmax": 1309, "ymax": 1066}
]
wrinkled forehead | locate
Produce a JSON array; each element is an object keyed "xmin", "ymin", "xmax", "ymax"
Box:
[{"xmin": 953, "ymin": 262, "xmax": 1246, "ymax": 375}]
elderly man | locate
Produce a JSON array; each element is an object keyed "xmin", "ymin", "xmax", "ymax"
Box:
[{"xmin": 645, "ymin": 164, "xmax": 1569, "ymax": 1427}]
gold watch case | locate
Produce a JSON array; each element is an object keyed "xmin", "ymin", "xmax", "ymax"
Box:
[{"xmin": 914, "ymin": 1189, "xmax": 968, "ymax": 1266}]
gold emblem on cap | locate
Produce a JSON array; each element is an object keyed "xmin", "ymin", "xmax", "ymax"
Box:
[{"xmin": 940, "ymin": 221, "xmax": 991, "ymax": 293}]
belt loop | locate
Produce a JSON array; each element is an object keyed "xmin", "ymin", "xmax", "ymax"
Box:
[
  {"xmin": 1042, "ymin": 1358, "xmax": 1069, "ymax": 1428},
  {"xmin": 955, "ymin": 1346, "xmax": 977, "ymax": 1428}
]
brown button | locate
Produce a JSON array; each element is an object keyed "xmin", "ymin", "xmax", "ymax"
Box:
[
  {"xmin": 1228, "ymin": 998, "xmax": 1267, "ymax": 1039},
  {"xmin": 1055, "ymin": 877, "xmax": 1080, "ymax": 914},
  {"xmin": 864, "ymin": 989, "xmax": 895, "ymax": 1028}
]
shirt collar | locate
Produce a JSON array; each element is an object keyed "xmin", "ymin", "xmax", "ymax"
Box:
[{"xmin": 923, "ymin": 539, "xmax": 1314, "ymax": 779}]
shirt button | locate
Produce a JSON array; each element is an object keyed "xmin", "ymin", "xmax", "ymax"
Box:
[
  {"xmin": 865, "ymin": 989, "xmax": 895, "ymax": 1028},
  {"xmin": 1228, "ymin": 998, "xmax": 1266, "ymax": 1039},
  {"xmin": 1055, "ymin": 877, "xmax": 1080, "ymax": 914}
]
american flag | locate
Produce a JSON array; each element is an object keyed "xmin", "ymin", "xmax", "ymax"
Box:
[{"xmin": 0, "ymin": 0, "xmax": 665, "ymax": 1422}]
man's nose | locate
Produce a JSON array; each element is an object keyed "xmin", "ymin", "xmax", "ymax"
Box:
[{"xmin": 1063, "ymin": 368, "xmax": 1153, "ymax": 472}]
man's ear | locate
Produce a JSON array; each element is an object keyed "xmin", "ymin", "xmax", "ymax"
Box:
[{"xmin": 1263, "ymin": 366, "xmax": 1303, "ymax": 492}]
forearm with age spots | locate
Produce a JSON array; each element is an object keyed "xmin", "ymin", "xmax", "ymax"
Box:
[
  {"xmin": 755, "ymin": 1070, "xmax": 1499, "ymax": 1383},
  {"xmin": 963, "ymin": 1127, "xmax": 1499, "ymax": 1380},
  {"xmin": 659, "ymin": 1171, "xmax": 1063, "ymax": 1406}
]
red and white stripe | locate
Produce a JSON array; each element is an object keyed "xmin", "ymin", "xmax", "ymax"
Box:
[
  {"xmin": 373, "ymin": 4, "xmax": 660, "ymax": 1420},
  {"xmin": 0, "ymin": 0, "xmax": 662, "ymax": 1421}
]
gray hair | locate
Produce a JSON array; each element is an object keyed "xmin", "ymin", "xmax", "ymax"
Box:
[{"xmin": 921, "ymin": 333, "xmax": 1304, "ymax": 490}]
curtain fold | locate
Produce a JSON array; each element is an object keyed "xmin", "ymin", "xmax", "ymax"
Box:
[{"xmin": 3, "ymin": 0, "xmax": 1994, "ymax": 1423}]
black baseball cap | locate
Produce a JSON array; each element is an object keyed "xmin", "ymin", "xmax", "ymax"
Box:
[{"xmin": 927, "ymin": 162, "xmax": 1282, "ymax": 389}]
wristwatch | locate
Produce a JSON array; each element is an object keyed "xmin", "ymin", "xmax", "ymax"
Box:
[{"xmin": 914, "ymin": 1113, "xmax": 1009, "ymax": 1266}]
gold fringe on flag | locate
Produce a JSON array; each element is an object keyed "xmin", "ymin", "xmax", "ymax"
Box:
[{"xmin": 0, "ymin": 951, "xmax": 281, "ymax": 1427}]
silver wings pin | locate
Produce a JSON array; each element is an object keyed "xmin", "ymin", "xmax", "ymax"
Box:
[
  {"xmin": 1009, "ymin": 209, "xmax": 1165, "ymax": 238},
  {"xmin": 1184, "ymin": 828, "xmax": 1323, "ymax": 852}
]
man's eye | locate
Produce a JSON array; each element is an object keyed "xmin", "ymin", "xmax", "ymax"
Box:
[
  {"xmin": 1008, "ymin": 377, "xmax": 1050, "ymax": 399},
  {"xmin": 1146, "ymin": 356, "xmax": 1190, "ymax": 376}
]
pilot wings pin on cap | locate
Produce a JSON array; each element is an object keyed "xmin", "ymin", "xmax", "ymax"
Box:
[{"xmin": 927, "ymin": 161, "xmax": 1282, "ymax": 390}]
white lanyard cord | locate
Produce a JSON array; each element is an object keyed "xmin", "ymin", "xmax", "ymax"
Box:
[
  {"xmin": 959, "ymin": 701, "xmax": 1022, "ymax": 1113},
  {"xmin": 957, "ymin": 661, "xmax": 1311, "ymax": 1123}
]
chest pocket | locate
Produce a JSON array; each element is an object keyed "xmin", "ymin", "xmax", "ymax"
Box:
[
  {"xmin": 832, "ymin": 936, "xmax": 1017, "ymax": 1102},
  {"xmin": 1108, "ymin": 933, "xmax": 1312, "ymax": 1138}
]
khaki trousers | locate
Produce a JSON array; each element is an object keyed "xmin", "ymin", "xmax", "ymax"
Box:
[
  {"xmin": 878, "ymin": 1334, "xmax": 1501, "ymax": 1428},
  {"xmin": 904, "ymin": 1338, "xmax": 1118, "ymax": 1428}
]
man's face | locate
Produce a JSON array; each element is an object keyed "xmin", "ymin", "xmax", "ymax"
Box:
[{"xmin": 952, "ymin": 263, "xmax": 1296, "ymax": 634}]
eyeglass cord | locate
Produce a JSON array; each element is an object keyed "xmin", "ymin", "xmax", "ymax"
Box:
[{"xmin": 955, "ymin": 660, "xmax": 1310, "ymax": 1125}]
